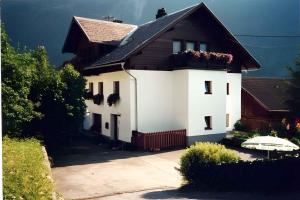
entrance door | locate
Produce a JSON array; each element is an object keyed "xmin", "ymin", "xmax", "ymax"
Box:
[
  {"xmin": 110, "ymin": 114, "xmax": 119, "ymax": 141},
  {"xmin": 91, "ymin": 113, "xmax": 102, "ymax": 134}
]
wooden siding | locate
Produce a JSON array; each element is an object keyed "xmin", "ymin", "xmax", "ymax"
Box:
[
  {"xmin": 129, "ymin": 11, "xmax": 242, "ymax": 72},
  {"xmin": 241, "ymin": 89, "xmax": 288, "ymax": 131},
  {"xmin": 132, "ymin": 130, "xmax": 186, "ymax": 151}
]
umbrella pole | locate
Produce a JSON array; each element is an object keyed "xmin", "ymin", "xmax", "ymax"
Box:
[{"xmin": 267, "ymin": 150, "xmax": 270, "ymax": 159}]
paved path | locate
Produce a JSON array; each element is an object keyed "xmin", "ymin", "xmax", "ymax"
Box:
[
  {"xmin": 52, "ymin": 145, "xmax": 184, "ymax": 199},
  {"xmin": 51, "ymin": 138, "xmax": 264, "ymax": 200}
]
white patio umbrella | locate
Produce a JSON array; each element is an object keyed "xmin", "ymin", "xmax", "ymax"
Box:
[{"xmin": 241, "ymin": 136, "xmax": 299, "ymax": 158}]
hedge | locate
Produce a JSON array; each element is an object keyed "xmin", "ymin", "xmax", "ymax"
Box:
[
  {"xmin": 180, "ymin": 142, "xmax": 300, "ymax": 191},
  {"xmin": 180, "ymin": 142, "xmax": 240, "ymax": 184},
  {"xmin": 3, "ymin": 137, "xmax": 54, "ymax": 199}
]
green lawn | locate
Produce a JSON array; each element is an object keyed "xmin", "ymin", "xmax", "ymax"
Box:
[{"xmin": 3, "ymin": 137, "xmax": 54, "ymax": 200}]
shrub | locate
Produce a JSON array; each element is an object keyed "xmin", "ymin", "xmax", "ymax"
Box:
[
  {"xmin": 234, "ymin": 120, "xmax": 247, "ymax": 131},
  {"xmin": 3, "ymin": 137, "xmax": 54, "ymax": 199},
  {"xmin": 180, "ymin": 142, "xmax": 240, "ymax": 183}
]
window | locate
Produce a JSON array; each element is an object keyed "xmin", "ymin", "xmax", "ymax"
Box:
[
  {"xmin": 89, "ymin": 82, "xmax": 94, "ymax": 94},
  {"xmin": 98, "ymin": 82, "xmax": 103, "ymax": 95},
  {"xmin": 173, "ymin": 40, "xmax": 182, "ymax": 54},
  {"xmin": 227, "ymin": 83, "xmax": 230, "ymax": 95},
  {"xmin": 199, "ymin": 43, "xmax": 207, "ymax": 51},
  {"xmin": 226, "ymin": 114, "xmax": 229, "ymax": 127},
  {"xmin": 186, "ymin": 41, "xmax": 196, "ymax": 50},
  {"xmin": 205, "ymin": 81, "xmax": 212, "ymax": 94},
  {"xmin": 205, "ymin": 116, "xmax": 212, "ymax": 130},
  {"xmin": 113, "ymin": 81, "xmax": 120, "ymax": 94}
]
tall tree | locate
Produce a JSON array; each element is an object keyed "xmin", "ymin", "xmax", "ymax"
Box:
[
  {"xmin": 286, "ymin": 51, "xmax": 300, "ymax": 118},
  {"xmin": 1, "ymin": 26, "xmax": 41, "ymax": 136},
  {"xmin": 2, "ymin": 25, "xmax": 86, "ymax": 145}
]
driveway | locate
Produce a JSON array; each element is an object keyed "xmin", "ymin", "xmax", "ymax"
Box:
[
  {"xmin": 51, "ymin": 139, "xmax": 184, "ymax": 199},
  {"xmin": 51, "ymin": 138, "xmax": 264, "ymax": 200}
]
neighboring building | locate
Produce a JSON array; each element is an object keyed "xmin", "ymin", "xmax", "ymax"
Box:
[
  {"xmin": 242, "ymin": 77, "xmax": 290, "ymax": 131},
  {"xmin": 62, "ymin": 3, "xmax": 260, "ymax": 146}
]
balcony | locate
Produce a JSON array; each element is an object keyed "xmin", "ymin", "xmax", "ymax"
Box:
[{"xmin": 170, "ymin": 50, "xmax": 233, "ymax": 69}]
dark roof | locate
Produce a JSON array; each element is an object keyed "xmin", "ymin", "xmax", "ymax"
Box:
[
  {"xmin": 242, "ymin": 77, "xmax": 290, "ymax": 111},
  {"xmin": 92, "ymin": 4, "xmax": 197, "ymax": 67},
  {"xmin": 90, "ymin": 3, "xmax": 260, "ymax": 70},
  {"xmin": 62, "ymin": 17, "xmax": 136, "ymax": 53}
]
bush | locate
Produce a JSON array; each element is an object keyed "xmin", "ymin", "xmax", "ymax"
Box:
[
  {"xmin": 180, "ymin": 142, "xmax": 240, "ymax": 183},
  {"xmin": 234, "ymin": 120, "xmax": 247, "ymax": 131},
  {"xmin": 3, "ymin": 137, "xmax": 54, "ymax": 199}
]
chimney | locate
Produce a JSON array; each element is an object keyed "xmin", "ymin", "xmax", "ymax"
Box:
[{"xmin": 156, "ymin": 8, "xmax": 167, "ymax": 19}]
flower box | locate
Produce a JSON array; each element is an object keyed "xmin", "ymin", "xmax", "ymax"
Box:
[
  {"xmin": 93, "ymin": 94, "xmax": 104, "ymax": 105},
  {"xmin": 84, "ymin": 91, "xmax": 93, "ymax": 100},
  {"xmin": 107, "ymin": 93, "xmax": 120, "ymax": 106},
  {"xmin": 170, "ymin": 50, "xmax": 233, "ymax": 69}
]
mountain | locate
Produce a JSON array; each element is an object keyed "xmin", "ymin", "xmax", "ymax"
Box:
[{"xmin": 2, "ymin": 0, "xmax": 300, "ymax": 76}]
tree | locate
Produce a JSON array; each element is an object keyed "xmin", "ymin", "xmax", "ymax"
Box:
[
  {"xmin": 286, "ymin": 51, "xmax": 300, "ymax": 118},
  {"xmin": 2, "ymin": 25, "xmax": 86, "ymax": 145},
  {"xmin": 1, "ymin": 26, "xmax": 41, "ymax": 136},
  {"xmin": 28, "ymin": 48, "xmax": 86, "ymax": 145},
  {"xmin": 60, "ymin": 65, "xmax": 86, "ymax": 133}
]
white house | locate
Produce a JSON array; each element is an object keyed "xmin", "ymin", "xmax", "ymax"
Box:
[{"xmin": 62, "ymin": 3, "xmax": 260, "ymax": 146}]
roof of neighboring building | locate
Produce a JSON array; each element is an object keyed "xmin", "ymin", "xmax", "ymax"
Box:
[
  {"xmin": 242, "ymin": 77, "xmax": 290, "ymax": 112},
  {"xmin": 90, "ymin": 3, "xmax": 260, "ymax": 70},
  {"xmin": 62, "ymin": 17, "xmax": 137, "ymax": 53},
  {"xmin": 74, "ymin": 16, "xmax": 137, "ymax": 44}
]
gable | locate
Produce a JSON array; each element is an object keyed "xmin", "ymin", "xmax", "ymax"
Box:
[
  {"xmin": 129, "ymin": 11, "xmax": 243, "ymax": 71},
  {"xmin": 88, "ymin": 3, "xmax": 260, "ymax": 73}
]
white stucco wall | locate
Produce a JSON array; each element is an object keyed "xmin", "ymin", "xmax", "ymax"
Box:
[
  {"xmin": 84, "ymin": 69, "xmax": 241, "ymax": 143},
  {"xmin": 84, "ymin": 71, "xmax": 135, "ymax": 143},
  {"xmin": 226, "ymin": 73, "xmax": 242, "ymax": 131},
  {"xmin": 129, "ymin": 70, "xmax": 187, "ymax": 132},
  {"xmin": 187, "ymin": 70, "xmax": 227, "ymax": 137}
]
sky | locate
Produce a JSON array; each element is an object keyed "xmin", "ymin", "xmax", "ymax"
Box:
[{"xmin": 2, "ymin": 0, "xmax": 300, "ymax": 76}]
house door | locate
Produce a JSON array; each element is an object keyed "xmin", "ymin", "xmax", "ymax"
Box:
[
  {"xmin": 110, "ymin": 114, "xmax": 119, "ymax": 140},
  {"xmin": 91, "ymin": 113, "xmax": 102, "ymax": 134}
]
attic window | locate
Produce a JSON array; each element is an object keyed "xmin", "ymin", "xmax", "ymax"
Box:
[
  {"xmin": 173, "ymin": 40, "xmax": 182, "ymax": 54},
  {"xmin": 200, "ymin": 43, "xmax": 207, "ymax": 51},
  {"xmin": 186, "ymin": 41, "xmax": 196, "ymax": 50}
]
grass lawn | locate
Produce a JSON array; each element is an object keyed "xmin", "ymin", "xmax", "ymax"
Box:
[{"xmin": 3, "ymin": 137, "xmax": 54, "ymax": 200}]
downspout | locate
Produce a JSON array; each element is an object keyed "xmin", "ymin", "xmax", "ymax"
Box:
[{"xmin": 121, "ymin": 62, "xmax": 138, "ymax": 131}]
